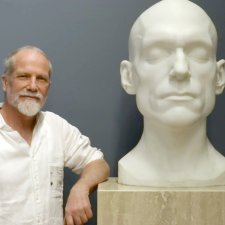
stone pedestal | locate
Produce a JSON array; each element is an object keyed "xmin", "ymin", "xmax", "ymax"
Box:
[{"xmin": 97, "ymin": 177, "xmax": 225, "ymax": 225}]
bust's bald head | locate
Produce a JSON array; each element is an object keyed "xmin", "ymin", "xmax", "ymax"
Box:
[{"xmin": 128, "ymin": 0, "xmax": 217, "ymax": 61}]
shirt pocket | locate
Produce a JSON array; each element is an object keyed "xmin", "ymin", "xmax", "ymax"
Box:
[{"xmin": 49, "ymin": 165, "xmax": 64, "ymax": 225}]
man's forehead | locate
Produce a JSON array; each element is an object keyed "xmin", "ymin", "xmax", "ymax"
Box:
[{"xmin": 15, "ymin": 49, "xmax": 46, "ymax": 59}]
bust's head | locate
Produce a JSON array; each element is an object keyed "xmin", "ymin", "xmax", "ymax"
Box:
[{"xmin": 120, "ymin": 0, "xmax": 225, "ymax": 127}]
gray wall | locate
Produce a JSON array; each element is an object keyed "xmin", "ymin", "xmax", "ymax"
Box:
[{"xmin": 0, "ymin": 0, "xmax": 224, "ymax": 224}]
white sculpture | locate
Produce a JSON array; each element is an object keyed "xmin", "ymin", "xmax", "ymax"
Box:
[{"xmin": 118, "ymin": 0, "xmax": 225, "ymax": 187}]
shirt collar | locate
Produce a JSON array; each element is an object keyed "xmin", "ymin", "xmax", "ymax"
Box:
[{"xmin": 0, "ymin": 102, "xmax": 7, "ymax": 129}]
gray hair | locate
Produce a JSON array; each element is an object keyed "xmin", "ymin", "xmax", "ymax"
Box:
[{"xmin": 3, "ymin": 45, "xmax": 53, "ymax": 76}]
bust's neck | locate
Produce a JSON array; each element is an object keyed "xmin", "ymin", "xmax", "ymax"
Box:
[{"xmin": 137, "ymin": 118, "xmax": 210, "ymax": 171}]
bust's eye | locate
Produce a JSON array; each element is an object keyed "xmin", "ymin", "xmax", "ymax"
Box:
[
  {"xmin": 187, "ymin": 46, "xmax": 211, "ymax": 63},
  {"xmin": 143, "ymin": 46, "xmax": 171, "ymax": 63}
]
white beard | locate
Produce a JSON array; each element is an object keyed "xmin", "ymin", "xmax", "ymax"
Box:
[
  {"xmin": 17, "ymin": 99, "xmax": 42, "ymax": 117},
  {"xmin": 7, "ymin": 89, "xmax": 45, "ymax": 117}
]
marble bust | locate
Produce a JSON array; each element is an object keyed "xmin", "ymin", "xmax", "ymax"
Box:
[{"xmin": 118, "ymin": 0, "xmax": 225, "ymax": 187}]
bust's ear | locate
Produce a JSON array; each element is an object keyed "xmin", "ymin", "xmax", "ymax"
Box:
[
  {"xmin": 120, "ymin": 60, "xmax": 136, "ymax": 95},
  {"xmin": 215, "ymin": 59, "xmax": 225, "ymax": 95}
]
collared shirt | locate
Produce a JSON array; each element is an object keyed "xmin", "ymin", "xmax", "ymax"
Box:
[{"xmin": 0, "ymin": 110, "xmax": 103, "ymax": 225}]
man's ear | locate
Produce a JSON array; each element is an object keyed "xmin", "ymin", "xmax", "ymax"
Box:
[
  {"xmin": 215, "ymin": 59, "xmax": 225, "ymax": 95},
  {"xmin": 120, "ymin": 60, "xmax": 136, "ymax": 95},
  {"xmin": 1, "ymin": 75, "xmax": 8, "ymax": 92}
]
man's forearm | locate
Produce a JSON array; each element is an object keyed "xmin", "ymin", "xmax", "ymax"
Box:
[{"xmin": 76, "ymin": 159, "xmax": 110, "ymax": 193}]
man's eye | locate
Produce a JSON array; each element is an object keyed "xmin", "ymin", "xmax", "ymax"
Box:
[
  {"xmin": 18, "ymin": 74, "xmax": 29, "ymax": 79},
  {"xmin": 37, "ymin": 76, "xmax": 49, "ymax": 83}
]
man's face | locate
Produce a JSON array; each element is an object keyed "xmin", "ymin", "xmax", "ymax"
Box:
[
  {"xmin": 128, "ymin": 10, "xmax": 219, "ymax": 127},
  {"xmin": 2, "ymin": 49, "xmax": 51, "ymax": 116}
]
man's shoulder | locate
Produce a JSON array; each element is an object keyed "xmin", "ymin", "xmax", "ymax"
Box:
[
  {"xmin": 40, "ymin": 111, "xmax": 67, "ymax": 126},
  {"xmin": 41, "ymin": 111, "xmax": 77, "ymax": 131},
  {"xmin": 41, "ymin": 110, "xmax": 63, "ymax": 120}
]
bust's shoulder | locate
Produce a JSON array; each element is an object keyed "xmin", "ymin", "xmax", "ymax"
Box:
[{"xmin": 118, "ymin": 148, "xmax": 156, "ymax": 186}]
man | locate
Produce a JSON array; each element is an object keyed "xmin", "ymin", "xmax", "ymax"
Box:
[
  {"xmin": 118, "ymin": 0, "xmax": 225, "ymax": 187},
  {"xmin": 0, "ymin": 46, "xmax": 110, "ymax": 225}
]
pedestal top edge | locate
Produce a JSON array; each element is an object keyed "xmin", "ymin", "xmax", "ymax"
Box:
[{"xmin": 98, "ymin": 177, "xmax": 225, "ymax": 192}]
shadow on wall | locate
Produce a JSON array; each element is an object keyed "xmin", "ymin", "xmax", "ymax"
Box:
[
  {"xmin": 113, "ymin": 90, "xmax": 143, "ymax": 176},
  {"xmin": 207, "ymin": 93, "xmax": 225, "ymax": 155}
]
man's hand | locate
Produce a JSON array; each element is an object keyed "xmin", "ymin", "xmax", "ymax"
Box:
[
  {"xmin": 64, "ymin": 181, "xmax": 93, "ymax": 225},
  {"xmin": 64, "ymin": 159, "xmax": 110, "ymax": 225}
]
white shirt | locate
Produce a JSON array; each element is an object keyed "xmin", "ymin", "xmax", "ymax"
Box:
[{"xmin": 0, "ymin": 111, "xmax": 103, "ymax": 225}]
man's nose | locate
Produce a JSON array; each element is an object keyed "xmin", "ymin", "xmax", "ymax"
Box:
[
  {"xmin": 170, "ymin": 48, "xmax": 190, "ymax": 80},
  {"xmin": 27, "ymin": 76, "xmax": 38, "ymax": 91}
]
